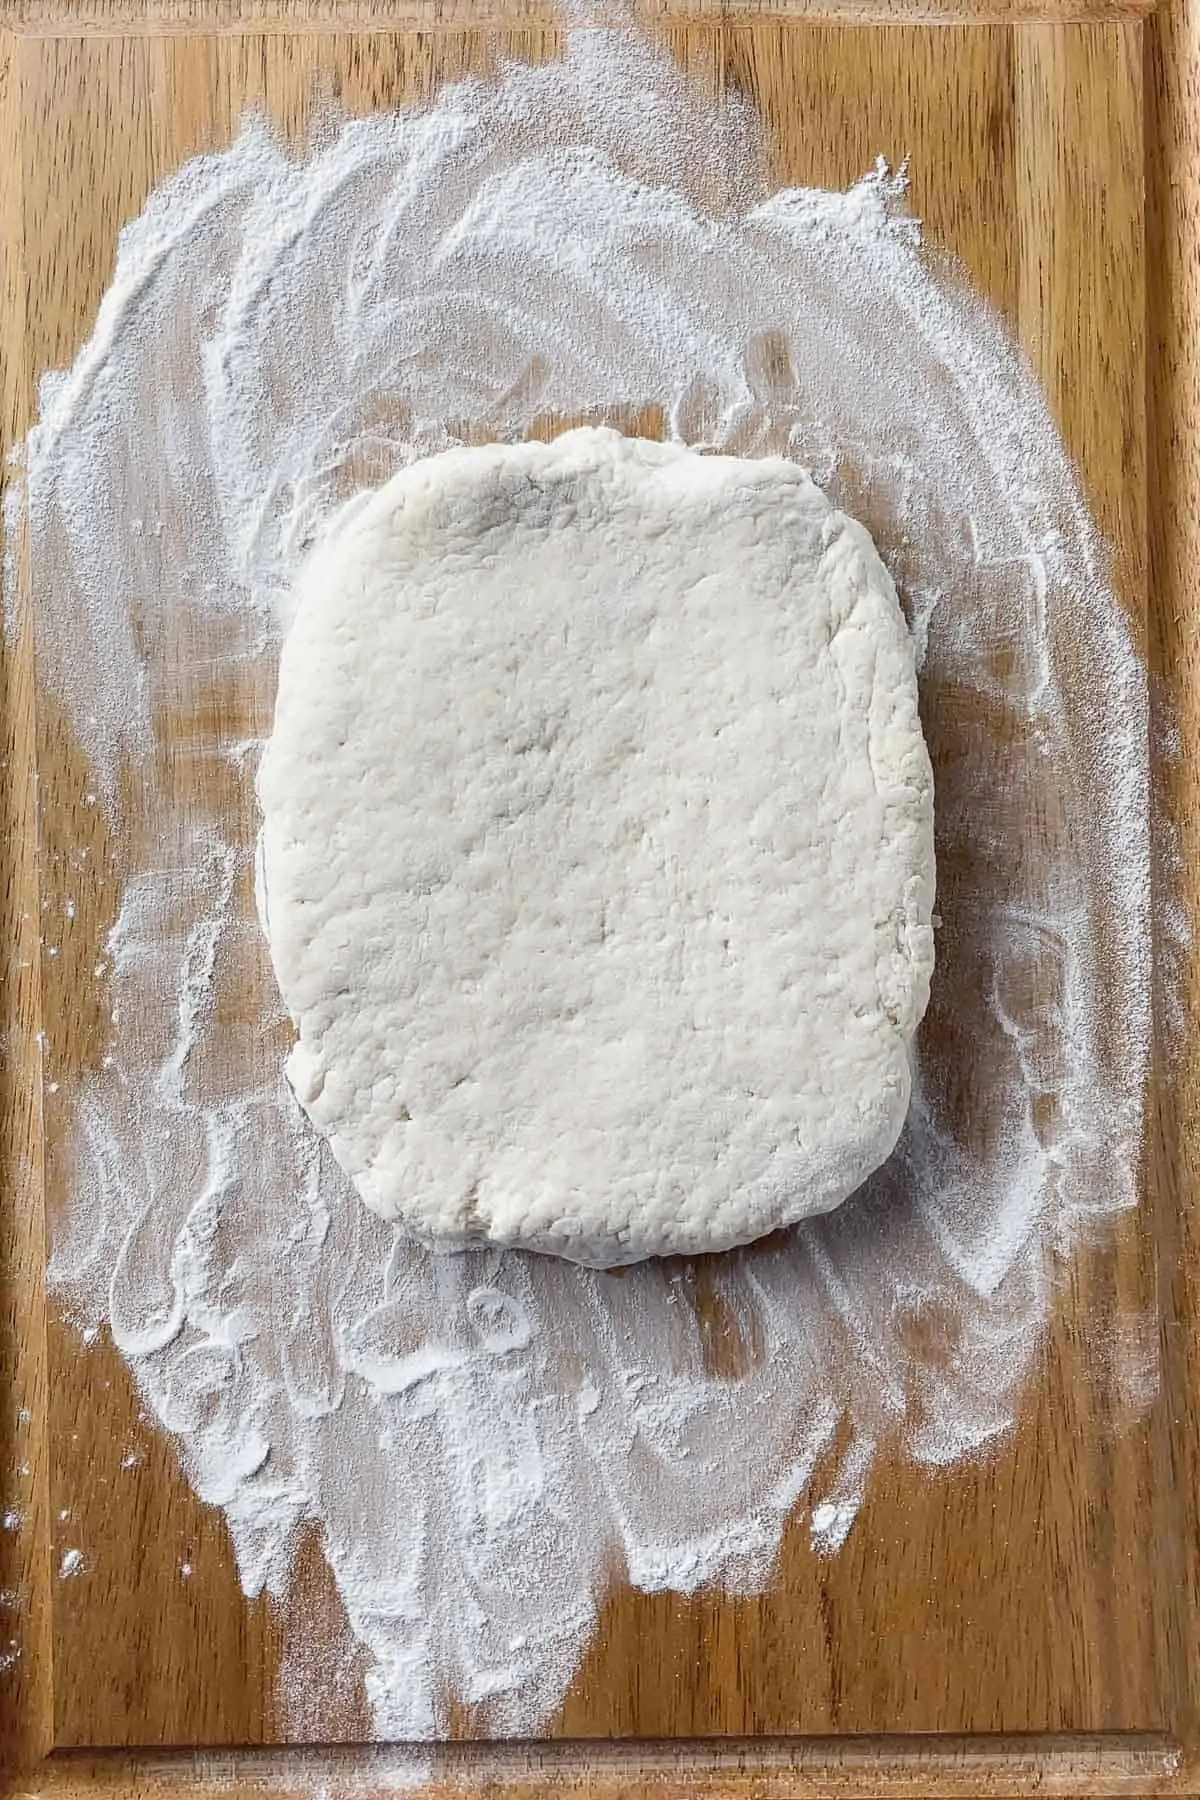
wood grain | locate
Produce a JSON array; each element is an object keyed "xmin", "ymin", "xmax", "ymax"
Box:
[
  {"xmin": 0, "ymin": 0, "xmax": 1163, "ymax": 37},
  {"xmin": 1145, "ymin": 0, "xmax": 1200, "ymax": 1767},
  {"xmin": 17, "ymin": 1735, "xmax": 1193, "ymax": 1797},
  {"xmin": 0, "ymin": 16, "xmax": 54, "ymax": 1780},
  {"xmin": 2, "ymin": 0, "xmax": 1197, "ymax": 1794}
]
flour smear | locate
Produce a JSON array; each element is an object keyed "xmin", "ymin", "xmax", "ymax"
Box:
[{"xmin": 21, "ymin": 13, "xmax": 1150, "ymax": 1738}]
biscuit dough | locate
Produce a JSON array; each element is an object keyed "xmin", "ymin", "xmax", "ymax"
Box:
[{"xmin": 257, "ymin": 429, "xmax": 935, "ymax": 1265}]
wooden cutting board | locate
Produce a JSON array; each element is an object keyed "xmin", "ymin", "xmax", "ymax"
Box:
[{"xmin": 3, "ymin": 0, "xmax": 1200, "ymax": 1793}]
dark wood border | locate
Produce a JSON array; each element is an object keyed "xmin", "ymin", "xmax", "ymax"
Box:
[{"xmin": 0, "ymin": 0, "xmax": 1162, "ymax": 33}]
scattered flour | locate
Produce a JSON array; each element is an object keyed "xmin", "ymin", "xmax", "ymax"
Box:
[{"xmin": 18, "ymin": 11, "xmax": 1151, "ymax": 1740}]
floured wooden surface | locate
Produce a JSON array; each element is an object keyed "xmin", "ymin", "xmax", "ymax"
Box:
[{"xmin": 1, "ymin": 3, "xmax": 1191, "ymax": 1772}]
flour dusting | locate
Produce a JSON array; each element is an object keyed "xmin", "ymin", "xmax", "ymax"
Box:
[{"xmin": 23, "ymin": 17, "xmax": 1150, "ymax": 1737}]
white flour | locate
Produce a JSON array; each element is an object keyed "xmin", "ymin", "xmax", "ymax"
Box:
[{"xmin": 21, "ymin": 15, "xmax": 1151, "ymax": 1738}]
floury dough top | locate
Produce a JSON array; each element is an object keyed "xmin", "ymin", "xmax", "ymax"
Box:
[{"xmin": 256, "ymin": 429, "xmax": 935, "ymax": 1264}]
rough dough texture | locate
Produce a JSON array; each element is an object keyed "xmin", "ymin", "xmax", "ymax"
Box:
[{"xmin": 257, "ymin": 429, "xmax": 935, "ymax": 1265}]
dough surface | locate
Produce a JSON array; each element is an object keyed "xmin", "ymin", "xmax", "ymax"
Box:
[{"xmin": 257, "ymin": 429, "xmax": 935, "ymax": 1265}]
